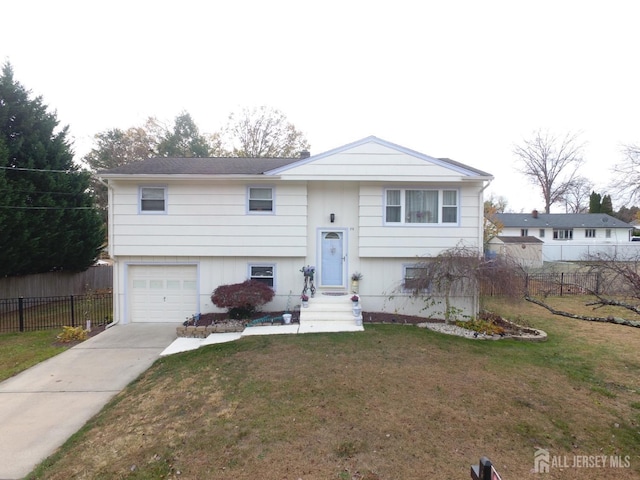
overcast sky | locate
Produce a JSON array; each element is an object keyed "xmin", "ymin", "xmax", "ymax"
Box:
[{"xmin": 2, "ymin": 0, "xmax": 639, "ymax": 212}]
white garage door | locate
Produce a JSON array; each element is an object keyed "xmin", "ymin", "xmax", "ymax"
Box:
[{"xmin": 128, "ymin": 265, "xmax": 198, "ymax": 323}]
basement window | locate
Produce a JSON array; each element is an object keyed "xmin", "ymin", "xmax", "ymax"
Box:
[{"xmin": 249, "ymin": 264, "xmax": 275, "ymax": 288}]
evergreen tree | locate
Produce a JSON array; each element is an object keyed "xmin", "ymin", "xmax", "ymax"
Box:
[
  {"xmin": 0, "ymin": 63, "xmax": 104, "ymax": 276},
  {"xmin": 589, "ymin": 191, "xmax": 602, "ymax": 213},
  {"xmin": 600, "ymin": 194, "xmax": 613, "ymax": 215}
]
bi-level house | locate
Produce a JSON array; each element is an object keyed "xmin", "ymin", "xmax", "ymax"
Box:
[{"xmin": 98, "ymin": 136, "xmax": 493, "ymax": 324}]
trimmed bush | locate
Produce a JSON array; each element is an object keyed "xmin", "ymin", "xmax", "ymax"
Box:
[{"xmin": 211, "ymin": 280, "xmax": 275, "ymax": 319}]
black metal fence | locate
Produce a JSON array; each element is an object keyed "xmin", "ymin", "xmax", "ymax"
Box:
[
  {"xmin": 0, "ymin": 293, "xmax": 113, "ymax": 333},
  {"xmin": 481, "ymin": 272, "xmax": 601, "ymax": 297}
]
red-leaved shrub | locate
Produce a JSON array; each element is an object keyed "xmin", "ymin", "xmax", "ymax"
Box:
[{"xmin": 211, "ymin": 280, "xmax": 275, "ymax": 319}]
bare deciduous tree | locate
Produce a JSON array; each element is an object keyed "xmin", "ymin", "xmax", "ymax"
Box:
[
  {"xmin": 560, "ymin": 175, "xmax": 594, "ymax": 213},
  {"xmin": 402, "ymin": 245, "xmax": 525, "ymax": 323},
  {"xmin": 221, "ymin": 106, "xmax": 310, "ymax": 158},
  {"xmin": 611, "ymin": 144, "xmax": 640, "ymax": 205},
  {"xmin": 514, "ymin": 130, "xmax": 585, "ymax": 213}
]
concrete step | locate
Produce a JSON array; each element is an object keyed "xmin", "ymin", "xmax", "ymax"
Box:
[{"xmin": 300, "ymin": 291, "xmax": 361, "ymax": 326}]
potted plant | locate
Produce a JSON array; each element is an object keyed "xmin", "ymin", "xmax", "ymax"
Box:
[
  {"xmin": 351, "ymin": 272, "xmax": 363, "ymax": 293},
  {"xmin": 301, "ymin": 293, "xmax": 309, "ymax": 308},
  {"xmin": 283, "ymin": 290, "xmax": 293, "ymax": 324},
  {"xmin": 351, "ymin": 294, "xmax": 359, "ymax": 304}
]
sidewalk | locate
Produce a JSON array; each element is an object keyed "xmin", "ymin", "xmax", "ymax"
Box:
[{"xmin": 0, "ymin": 323, "xmax": 178, "ymax": 480}]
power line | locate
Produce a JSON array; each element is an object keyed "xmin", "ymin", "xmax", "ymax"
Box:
[
  {"xmin": 0, "ymin": 205, "xmax": 94, "ymax": 210},
  {"xmin": 0, "ymin": 166, "xmax": 87, "ymax": 174}
]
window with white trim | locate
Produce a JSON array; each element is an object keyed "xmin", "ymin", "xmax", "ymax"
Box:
[
  {"xmin": 606, "ymin": 229, "xmax": 611, "ymax": 238},
  {"xmin": 585, "ymin": 229, "xmax": 596, "ymax": 238},
  {"xmin": 539, "ymin": 229, "xmax": 545, "ymax": 238},
  {"xmin": 248, "ymin": 187, "xmax": 273, "ymax": 213},
  {"xmin": 521, "ymin": 229, "xmax": 528, "ymax": 236},
  {"xmin": 249, "ymin": 264, "xmax": 275, "ymax": 287},
  {"xmin": 139, "ymin": 186, "xmax": 166, "ymax": 213},
  {"xmin": 553, "ymin": 228, "xmax": 573, "ymax": 240},
  {"xmin": 403, "ymin": 265, "xmax": 432, "ymax": 292},
  {"xmin": 385, "ymin": 188, "xmax": 458, "ymax": 224}
]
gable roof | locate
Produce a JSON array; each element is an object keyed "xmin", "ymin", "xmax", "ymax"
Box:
[
  {"xmin": 98, "ymin": 156, "xmax": 298, "ymax": 176},
  {"xmin": 495, "ymin": 213, "xmax": 633, "ymax": 229},
  {"xmin": 492, "ymin": 235, "xmax": 544, "ymax": 244},
  {"xmin": 266, "ymin": 136, "xmax": 493, "ymax": 178}
]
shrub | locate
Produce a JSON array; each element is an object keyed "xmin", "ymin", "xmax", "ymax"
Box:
[
  {"xmin": 211, "ymin": 280, "xmax": 275, "ymax": 319},
  {"xmin": 57, "ymin": 326, "xmax": 88, "ymax": 343}
]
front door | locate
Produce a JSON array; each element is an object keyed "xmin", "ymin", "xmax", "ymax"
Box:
[{"xmin": 320, "ymin": 230, "xmax": 346, "ymax": 288}]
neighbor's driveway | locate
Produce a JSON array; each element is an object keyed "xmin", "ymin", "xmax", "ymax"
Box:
[{"xmin": 0, "ymin": 323, "xmax": 178, "ymax": 480}]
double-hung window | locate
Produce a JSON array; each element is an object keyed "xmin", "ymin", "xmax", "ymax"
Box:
[
  {"xmin": 585, "ymin": 229, "xmax": 596, "ymax": 238},
  {"xmin": 521, "ymin": 229, "xmax": 528, "ymax": 237},
  {"xmin": 385, "ymin": 188, "xmax": 458, "ymax": 225},
  {"xmin": 403, "ymin": 265, "xmax": 432, "ymax": 292},
  {"xmin": 139, "ymin": 186, "xmax": 166, "ymax": 213},
  {"xmin": 248, "ymin": 187, "xmax": 274, "ymax": 213}
]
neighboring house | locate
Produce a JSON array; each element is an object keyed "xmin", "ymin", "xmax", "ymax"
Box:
[
  {"xmin": 486, "ymin": 236, "xmax": 544, "ymax": 269},
  {"xmin": 493, "ymin": 211, "xmax": 636, "ymax": 262},
  {"xmin": 99, "ymin": 136, "xmax": 493, "ymax": 324}
]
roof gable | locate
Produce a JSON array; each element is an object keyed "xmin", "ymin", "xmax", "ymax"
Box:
[{"xmin": 266, "ymin": 136, "xmax": 493, "ymax": 180}]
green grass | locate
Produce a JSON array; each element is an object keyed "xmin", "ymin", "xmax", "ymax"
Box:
[
  {"xmin": 18, "ymin": 296, "xmax": 640, "ymax": 478},
  {"xmin": 0, "ymin": 330, "xmax": 69, "ymax": 381}
]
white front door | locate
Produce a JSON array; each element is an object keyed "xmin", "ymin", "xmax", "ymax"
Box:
[{"xmin": 320, "ymin": 230, "xmax": 346, "ymax": 288}]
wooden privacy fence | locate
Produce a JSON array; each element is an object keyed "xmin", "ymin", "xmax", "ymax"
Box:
[
  {"xmin": 0, "ymin": 266, "xmax": 113, "ymax": 298},
  {"xmin": 481, "ymin": 272, "xmax": 601, "ymax": 297}
]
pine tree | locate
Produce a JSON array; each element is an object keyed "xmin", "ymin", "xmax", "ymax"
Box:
[
  {"xmin": 589, "ymin": 191, "xmax": 602, "ymax": 213},
  {"xmin": 601, "ymin": 194, "xmax": 613, "ymax": 215},
  {"xmin": 0, "ymin": 63, "xmax": 104, "ymax": 276}
]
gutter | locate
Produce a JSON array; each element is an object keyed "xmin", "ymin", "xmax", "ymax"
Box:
[{"xmin": 96, "ymin": 175, "xmax": 120, "ymax": 329}]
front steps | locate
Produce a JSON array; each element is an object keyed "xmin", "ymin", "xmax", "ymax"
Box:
[{"xmin": 299, "ymin": 292, "xmax": 363, "ymax": 333}]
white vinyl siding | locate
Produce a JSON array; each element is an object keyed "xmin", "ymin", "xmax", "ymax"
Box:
[
  {"xmin": 112, "ymin": 182, "xmax": 307, "ymax": 257},
  {"xmin": 384, "ymin": 188, "xmax": 458, "ymax": 225},
  {"xmin": 139, "ymin": 186, "xmax": 166, "ymax": 213}
]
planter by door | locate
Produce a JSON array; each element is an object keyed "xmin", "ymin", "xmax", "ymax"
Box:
[
  {"xmin": 283, "ymin": 313, "xmax": 292, "ymax": 324},
  {"xmin": 351, "ymin": 280, "xmax": 359, "ymax": 293}
]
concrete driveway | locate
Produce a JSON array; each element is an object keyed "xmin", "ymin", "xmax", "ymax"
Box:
[{"xmin": 0, "ymin": 323, "xmax": 178, "ymax": 480}]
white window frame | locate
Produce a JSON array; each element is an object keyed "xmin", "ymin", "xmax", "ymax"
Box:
[
  {"xmin": 402, "ymin": 264, "xmax": 432, "ymax": 293},
  {"xmin": 139, "ymin": 186, "xmax": 167, "ymax": 214},
  {"xmin": 539, "ymin": 229, "xmax": 545, "ymax": 238},
  {"xmin": 606, "ymin": 229, "xmax": 612, "ymax": 238},
  {"xmin": 553, "ymin": 228, "xmax": 573, "ymax": 240},
  {"xmin": 249, "ymin": 264, "xmax": 276, "ymax": 289},
  {"xmin": 521, "ymin": 229, "xmax": 528, "ymax": 237},
  {"xmin": 384, "ymin": 188, "xmax": 459, "ymax": 225},
  {"xmin": 585, "ymin": 229, "xmax": 596, "ymax": 238},
  {"xmin": 247, "ymin": 186, "xmax": 275, "ymax": 214}
]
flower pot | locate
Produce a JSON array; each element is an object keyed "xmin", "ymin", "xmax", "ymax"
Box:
[
  {"xmin": 283, "ymin": 313, "xmax": 292, "ymax": 324},
  {"xmin": 351, "ymin": 280, "xmax": 359, "ymax": 293},
  {"xmin": 302, "ymin": 301, "xmax": 309, "ymax": 308},
  {"xmin": 353, "ymin": 305, "xmax": 362, "ymax": 317}
]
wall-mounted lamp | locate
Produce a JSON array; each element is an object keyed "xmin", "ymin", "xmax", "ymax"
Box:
[{"xmin": 330, "ymin": 213, "xmax": 335, "ymax": 223}]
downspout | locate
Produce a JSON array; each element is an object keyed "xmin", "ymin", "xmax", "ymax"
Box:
[
  {"xmin": 97, "ymin": 176, "xmax": 119, "ymax": 329},
  {"xmin": 476, "ymin": 178, "xmax": 493, "ymax": 316}
]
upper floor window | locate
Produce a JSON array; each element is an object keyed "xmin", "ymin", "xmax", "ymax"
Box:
[
  {"xmin": 539, "ymin": 229, "xmax": 545, "ymax": 238},
  {"xmin": 385, "ymin": 188, "xmax": 458, "ymax": 225},
  {"xmin": 249, "ymin": 264, "xmax": 275, "ymax": 288},
  {"xmin": 248, "ymin": 187, "xmax": 273, "ymax": 213},
  {"xmin": 585, "ymin": 229, "xmax": 596, "ymax": 238},
  {"xmin": 139, "ymin": 186, "xmax": 166, "ymax": 213},
  {"xmin": 521, "ymin": 229, "xmax": 528, "ymax": 236},
  {"xmin": 553, "ymin": 228, "xmax": 573, "ymax": 240}
]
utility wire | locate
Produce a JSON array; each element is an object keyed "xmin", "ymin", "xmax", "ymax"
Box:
[{"xmin": 0, "ymin": 166, "xmax": 88, "ymax": 174}]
